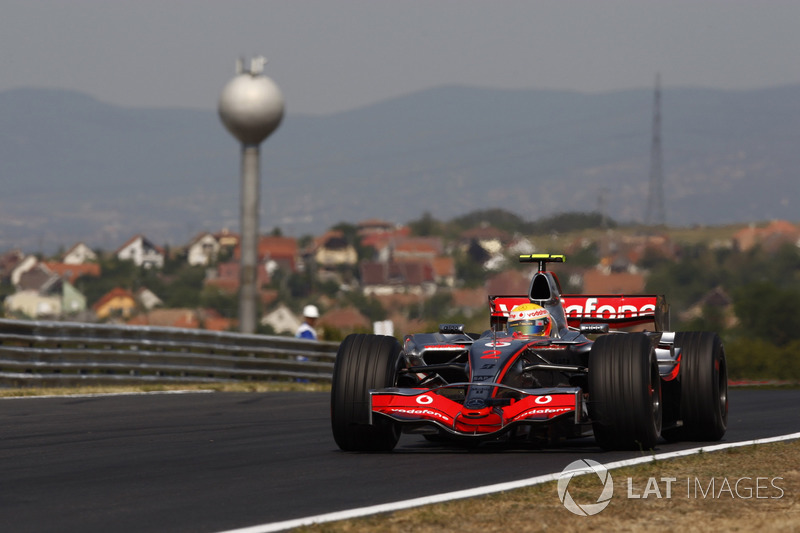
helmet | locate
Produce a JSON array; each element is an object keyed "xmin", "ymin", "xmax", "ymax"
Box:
[
  {"xmin": 303, "ymin": 304, "xmax": 319, "ymax": 319},
  {"xmin": 508, "ymin": 303, "xmax": 552, "ymax": 337}
]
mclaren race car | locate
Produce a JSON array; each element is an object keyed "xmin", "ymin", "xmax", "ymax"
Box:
[{"xmin": 331, "ymin": 254, "xmax": 728, "ymax": 451}]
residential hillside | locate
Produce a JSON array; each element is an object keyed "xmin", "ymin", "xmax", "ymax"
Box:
[{"xmin": 1, "ymin": 84, "xmax": 799, "ymax": 252}]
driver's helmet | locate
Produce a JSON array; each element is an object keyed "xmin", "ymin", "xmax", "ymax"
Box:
[{"xmin": 508, "ymin": 303, "xmax": 552, "ymax": 337}]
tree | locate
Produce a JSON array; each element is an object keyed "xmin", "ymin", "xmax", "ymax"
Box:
[{"xmin": 733, "ymin": 281, "xmax": 800, "ymax": 346}]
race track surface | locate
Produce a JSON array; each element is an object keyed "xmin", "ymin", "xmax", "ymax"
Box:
[{"xmin": 1, "ymin": 388, "xmax": 798, "ymax": 533}]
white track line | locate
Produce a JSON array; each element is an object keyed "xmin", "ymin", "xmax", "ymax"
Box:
[{"xmin": 217, "ymin": 431, "xmax": 800, "ymax": 533}]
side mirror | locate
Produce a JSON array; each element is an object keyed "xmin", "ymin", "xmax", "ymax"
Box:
[{"xmin": 580, "ymin": 323, "xmax": 610, "ymax": 335}]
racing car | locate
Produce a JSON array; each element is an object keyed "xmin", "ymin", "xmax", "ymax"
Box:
[{"xmin": 331, "ymin": 254, "xmax": 728, "ymax": 451}]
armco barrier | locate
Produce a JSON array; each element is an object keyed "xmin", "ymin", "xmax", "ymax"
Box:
[{"xmin": 0, "ymin": 318, "xmax": 339, "ymax": 387}]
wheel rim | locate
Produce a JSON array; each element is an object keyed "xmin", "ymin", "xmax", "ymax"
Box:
[
  {"xmin": 717, "ymin": 355, "xmax": 728, "ymax": 417},
  {"xmin": 650, "ymin": 360, "xmax": 662, "ymax": 431}
]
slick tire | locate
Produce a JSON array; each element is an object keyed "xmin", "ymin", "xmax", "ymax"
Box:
[
  {"xmin": 662, "ymin": 332, "xmax": 728, "ymax": 442},
  {"xmin": 331, "ymin": 333, "xmax": 402, "ymax": 452},
  {"xmin": 589, "ymin": 333, "xmax": 662, "ymax": 451}
]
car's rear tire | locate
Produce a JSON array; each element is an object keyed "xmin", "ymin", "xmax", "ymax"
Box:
[
  {"xmin": 662, "ymin": 332, "xmax": 728, "ymax": 442},
  {"xmin": 331, "ymin": 333, "xmax": 402, "ymax": 451},
  {"xmin": 589, "ymin": 333, "xmax": 662, "ymax": 450}
]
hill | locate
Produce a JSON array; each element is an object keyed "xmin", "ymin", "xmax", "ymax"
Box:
[{"xmin": 1, "ymin": 84, "xmax": 799, "ymax": 252}]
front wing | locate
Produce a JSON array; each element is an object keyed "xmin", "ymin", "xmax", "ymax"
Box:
[{"xmin": 370, "ymin": 385, "xmax": 583, "ymax": 437}]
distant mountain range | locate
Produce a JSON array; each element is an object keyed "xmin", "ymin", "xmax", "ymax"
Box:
[{"xmin": 1, "ymin": 83, "xmax": 799, "ymax": 253}]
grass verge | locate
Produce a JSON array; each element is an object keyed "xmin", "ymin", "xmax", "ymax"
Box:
[
  {"xmin": 296, "ymin": 439, "xmax": 800, "ymax": 533},
  {"xmin": 0, "ymin": 381, "xmax": 329, "ymax": 397}
]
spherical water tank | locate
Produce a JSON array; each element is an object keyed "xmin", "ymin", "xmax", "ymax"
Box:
[{"xmin": 218, "ymin": 73, "xmax": 284, "ymax": 145}]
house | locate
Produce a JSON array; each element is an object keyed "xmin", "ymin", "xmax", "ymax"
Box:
[
  {"xmin": 308, "ymin": 231, "xmax": 358, "ymax": 268},
  {"xmin": 393, "ymin": 237, "xmax": 443, "ymax": 261},
  {"xmin": 116, "ymin": 235, "xmax": 165, "ymax": 269},
  {"xmin": 205, "ymin": 261, "xmax": 269, "ymax": 293},
  {"xmin": 679, "ymin": 287, "xmax": 738, "ymax": 328},
  {"xmin": 233, "ymin": 235, "xmax": 298, "ymax": 275},
  {"xmin": 4, "ymin": 290, "xmax": 61, "ymax": 319},
  {"xmin": 214, "ymin": 229, "xmax": 240, "ymax": 249},
  {"xmin": 186, "ymin": 232, "xmax": 221, "ymax": 266},
  {"xmin": 127, "ymin": 308, "xmax": 235, "ymax": 331},
  {"xmin": 581, "ymin": 269, "xmax": 646, "ymax": 294},
  {"xmin": 733, "ymin": 220, "xmax": 800, "ymax": 252},
  {"xmin": 485, "ymin": 269, "xmax": 531, "ymax": 296},
  {"xmin": 432, "ymin": 256, "xmax": 456, "ymax": 287},
  {"xmin": 360, "ymin": 260, "xmax": 436, "ymax": 296},
  {"xmin": 260, "ymin": 303, "xmax": 302, "ymax": 335},
  {"xmin": 318, "ymin": 306, "xmax": 371, "ymax": 336},
  {"xmin": 0, "ymin": 249, "xmax": 27, "ymax": 282},
  {"xmin": 452, "ymin": 287, "xmax": 490, "ymax": 318},
  {"xmin": 135, "ymin": 287, "xmax": 163, "ymax": 311},
  {"xmin": 43, "ymin": 261, "xmax": 101, "ymax": 284},
  {"xmin": 459, "ymin": 226, "xmax": 510, "ymax": 256},
  {"xmin": 4, "ymin": 264, "xmax": 87, "ymax": 319},
  {"xmin": 92, "ymin": 287, "xmax": 137, "ymax": 320},
  {"xmin": 10, "ymin": 255, "xmax": 38, "ymax": 286},
  {"xmin": 359, "ymin": 223, "xmax": 411, "ymax": 262},
  {"xmin": 357, "ymin": 218, "xmax": 396, "ymax": 236},
  {"xmin": 128, "ymin": 308, "xmax": 200, "ymax": 328},
  {"xmin": 62, "ymin": 242, "xmax": 98, "ymax": 265}
]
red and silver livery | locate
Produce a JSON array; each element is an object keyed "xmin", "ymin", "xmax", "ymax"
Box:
[{"xmin": 331, "ymin": 254, "xmax": 728, "ymax": 452}]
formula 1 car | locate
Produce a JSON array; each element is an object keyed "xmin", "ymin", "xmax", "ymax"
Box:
[{"xmin": 331, "ymin": 254, "xmax": 728, "ymax": 451}]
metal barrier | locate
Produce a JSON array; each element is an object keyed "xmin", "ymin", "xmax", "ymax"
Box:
[{"xmin": 0, "ymin": 318, "xmax": 340, "ymax": 387}]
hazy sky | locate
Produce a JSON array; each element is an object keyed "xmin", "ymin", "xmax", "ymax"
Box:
[{"xmin": 2, "ymin": 1, "xmax": 800, "ymax": 115}]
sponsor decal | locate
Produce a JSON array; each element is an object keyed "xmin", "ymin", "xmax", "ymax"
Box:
[
  {"xmin": 482, "ymin": 350, "xmax": 502, "ymax": 359},
  {"xmin": 518, "ymin": 406, "xmax": 572, "ymax": 418},
  {"xmin": 484, "ymin": 341, "xmax": 511, "ymax": 348},
  {"xmin": 388, "ymin": 408, "xmax": 451, "ymax": 422},
  {"xmin": 535, "ymin": 395, "xmax": 553, "ymax": 404},
  {"xmin": 424, "ymin": 345, "xmax": 466, "ymax": 350},
  {"xmin": 416, "ymin": 395, "xmax": 434, "ymax": 405},
  {"xmin": 564, "ymin": 297, "xmax": 655, "ymax": 320},
  {"xmin": 509, "ymin": 307, "xmax": 550, "ymax": 321}
]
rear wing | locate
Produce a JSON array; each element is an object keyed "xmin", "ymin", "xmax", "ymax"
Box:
[{"xmin": 489, "ymin": 294, "xmax": 670, "ymax": 331}]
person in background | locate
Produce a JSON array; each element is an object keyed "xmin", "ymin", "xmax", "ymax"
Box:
[{"xmin": 296, "ymin": 304, "xmax": 319, "ymax": 340}]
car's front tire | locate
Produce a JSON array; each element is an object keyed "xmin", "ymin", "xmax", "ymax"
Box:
[{"xmin": 331, "ymin": 333, "xmax": 402, "ymax": 451}]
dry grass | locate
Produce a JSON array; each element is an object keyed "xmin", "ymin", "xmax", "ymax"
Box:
[{"xmin": 298, "ymin": 440, "xmax": 800, "ymax": 533}]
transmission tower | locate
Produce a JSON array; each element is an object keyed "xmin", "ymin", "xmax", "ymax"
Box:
[{"xmin": 645, "ymin": 74, "xmax": 665, "ymax": 227}]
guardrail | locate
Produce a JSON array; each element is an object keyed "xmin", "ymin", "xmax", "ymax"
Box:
[{"xmin": 0, "ymin": 318, "xmax": 340, "ymax": 387}]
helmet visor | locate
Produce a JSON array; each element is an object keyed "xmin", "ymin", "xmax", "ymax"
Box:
[{"xmin": 510, "ymin": 318, "xmax": 550, "ymax": 336}]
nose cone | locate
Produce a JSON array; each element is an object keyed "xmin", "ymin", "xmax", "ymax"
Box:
[{"xmin": 218, "ymin": 74, "xmax": 285, "ymax": 145}]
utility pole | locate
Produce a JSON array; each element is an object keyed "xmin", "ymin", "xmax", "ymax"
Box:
[{"xmin": 645, "ymin": 74, "xmax": 665, "ymax": 227}]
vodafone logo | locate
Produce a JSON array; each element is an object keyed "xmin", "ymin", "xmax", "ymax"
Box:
[
  {"xmin": 565, "ymin": 297, "xmax": 655, "ymax": 320},
  {"xmin": 509, "ymin": 308, "xmax": 549, "ymax": 321},
  {"xmin": 416, "ymin": 395, "xmax": 434, "ymax": 405}
]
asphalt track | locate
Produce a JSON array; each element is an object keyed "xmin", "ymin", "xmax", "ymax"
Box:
[{"xmin": 1, "ymin": 388, "xmax": 798, "ymax": 533}]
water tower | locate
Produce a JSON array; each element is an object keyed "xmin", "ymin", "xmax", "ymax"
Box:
[{"xmin": 218, "ymin": 56, "xmax": 285, "ymax": 333}]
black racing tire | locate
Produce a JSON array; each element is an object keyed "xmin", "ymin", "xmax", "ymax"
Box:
[
  {"xmin": 589, "ymin": 333, "xmax": 662, "ymax": 451},
  {"xmin": 331, "ymin": 333, "xmax": 402, "ymax": 452},
  {"xmin": 662, "ymin": 332, "xmax": 728, "ymax": 442}
]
